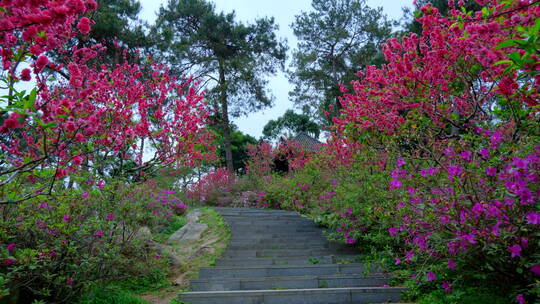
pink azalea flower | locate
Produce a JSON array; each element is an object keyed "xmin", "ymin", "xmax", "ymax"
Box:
[
  {"xmin": 7, "ymin": 243, "xmax": 16, "ymax": 252},
  {"xmin": 4, "ymin": 258, "xmax": 15, "ymax": 266},
  {"xmin": 77, "ymin": 17, "xmax": 91, "ymax": 34},
  {"xmin": 94, "ymin": 230, "xmax": 104, "ymax": 238},
  {"xmin": 516, "ymin": 294, "xmax": 525, "ymax": 304}
]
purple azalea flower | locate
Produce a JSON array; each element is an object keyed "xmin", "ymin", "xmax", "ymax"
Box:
[
  {"xmin": 441, "ymin": 281, "xmax": 452, "ymax": 294},
  {"xmin": 426, "ymin": 272, "xmax": 436, "ymax": 282},
  {"xmin": 94, "ymin": 230, "xmax": 104, "ymax": 238},
  {"xmin": 106, "ymin": 214, "xmax": 116, "ymax": 221},
  {"xmin": 530, "ymin": 265, "xmax": 540, "ymax": 276},
  {"xmin": 460, "ymin": 151, "xmax": 472, "ymax": 162},
  {"xmin": 508, "ymin": 244, "xmax": 522, "ymax": 258},
  {"xmin": 485, "ymin": 167, "xmax": 497, "ymax": 177},
  {"xmin": 397, "ymin": 158, "xmax": 406, "ymax": 167},
  {"xmin": 490, "ymin": 131, "xmax": 503, "ymax": 145},
  {"xmin": 388, "ymin": 227, "xmax": 398, "ymax": 237},
  {"xmin": 512, "ymin": 157, "xmax": 528, "ymax": 170},
  {"xmin": 447, "ymin": 259, "xmax": 456, "ymax": 270},
  {"xmin": 63, "ymin": 215, "xmax": 71, "ymax": 222},
  {"xmin": 448, "ymin": 165, "xmax": 463, "ymax": 177},
  {"xmin": 479, "ymin": 148, "xmax": 490, "ymax": 159},
  {"xmin": 389, "ymin": 179, "xmax": 402, "ymax": 190},
  {"xmin": 526, "ymin": 212, "xmax": 540, "ymax": 225},
  {"xmin": 82, "ymin": 192, "xmax": 89, "ymax": 199},
  {"xmin": 516, "ymin": 294, "xmax": 525, "ymax": 304}
]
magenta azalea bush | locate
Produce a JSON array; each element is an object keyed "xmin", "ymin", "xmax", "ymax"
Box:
[{"xmin": 246, "ymin": 1, "xmax": 540, "ymax": 303}]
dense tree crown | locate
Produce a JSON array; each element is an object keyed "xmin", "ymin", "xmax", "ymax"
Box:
[
  {"xmin": 288, "ymin": 0, "xmax": 392, "ymax": 127},
  {"xmin": 152, "ymin": 0, "xmax": 287, "ymax": 172},
  {"xmin": 262, "ymin": 110, "xmax": 321, "ymax": 140}
]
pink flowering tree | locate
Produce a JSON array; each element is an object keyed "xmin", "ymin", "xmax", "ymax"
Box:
[
  {"xmin": 0, "ymin": 0, "xmax": 214, "ymax": 301},
  {"xmin": 331, "ymin": 0, "xmax": 539, "ymax": 302}
]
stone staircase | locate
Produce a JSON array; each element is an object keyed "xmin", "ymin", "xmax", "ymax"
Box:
[{"xmin": 179, "ymin": 207, "xmax": 404, "ymax": 304}]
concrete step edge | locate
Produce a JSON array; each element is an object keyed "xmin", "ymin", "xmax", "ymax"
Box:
[
  {"xmin": 191, "ymin": 274, "xmax": 389, "ymax": 284},
  {"xmin": 181, "ymin": 286, "xmax": 406, "ymax": 296}
]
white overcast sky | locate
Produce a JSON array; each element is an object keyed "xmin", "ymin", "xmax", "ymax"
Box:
[{"xmin": 139, "ymin": 0, "xmax": 413, "ymax": 139}]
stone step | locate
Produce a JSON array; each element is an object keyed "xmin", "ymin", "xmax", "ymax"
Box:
[
  {"xmin": 224, "ymin": 220, "xmax": 317, "ymax": 227},
  {"xmin": 228, "ymin": 239, "xmax": 327, "ymax": 247},
  {"xmin": 216, "ymin": 255, "xmax": 359, "ymax": 267},
  {"xmin": 221, "ymin": 215, "xmax": 304, "ymax": 220},
  {"xmin": 228, "ymin": 236, "xmax": 328, "ymax": 243},
  {"xmin": 227, "ymin": 243, "xmax": 331, "ymax": 251},
  {"xmin": 191, "ymin": 274, "xmax": 390, "ymax": 291},
  {"xmin": 216, "ymin": 209, "xmax": 296, "ymax": 215},
  {"xmin": 222, "ymin": 248, "xmax": 357, "ymax": 258},
  {"xmin": 198, "ymin": 263, "xmax": 367, "ymax": 279},
  {"xmin": 230, "ymin": 231, "xmax": 324, "ymax": 238},
  {"xmin": 179, "ymin": 287, "xmax": 405, "ymax": 304},
  {"xmin": 229, "ymin": 226, "xmax": 320, "ymax": 236}
]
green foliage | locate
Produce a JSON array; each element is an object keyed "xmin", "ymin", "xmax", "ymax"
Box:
[
  {"xmin": 0, "ymin": 178, "xmax": 177, "ymax": 302},
  {"xmin": 86, "ymin": 0, "xmax": 152, "ymax": 62},
  {"xmin": 79, "ymin": 286, "xmax": 148, "ymax": 304},
  {"xmin": 113, "ymin": 266, "xmax": 171, "ymax": 294},
  {"xmin": 262, "ymin": 109, "xmax": 320, "ymax": 140},
  {"xmin": 415, "ymin": 288, "xmax": 507, "ymax": 304},
  {"xmin": 289, "ymin": 0, "xmax": 392, "ymax": 126},
  {"xmin": 213, "ymin": 125, "xmax": 258, "ymax": 173},
  {"xmin": 401, "ymin": 0, "xmax": 480, "ymax": 34}
]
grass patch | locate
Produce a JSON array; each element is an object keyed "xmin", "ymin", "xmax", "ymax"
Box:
[
  {"xmin": 79, "ymin": 286, "xmax": 149, "ymax": 304},
  {"xmin": 140, "ymin": 207, "xmax": 231, "ymax": 303},
  {"xmin": 416, "ymin": 289, "xmax": 508, "ymax": 304},
  {"xmin": 114, "ymin": 267, "xmax": 171, "ymax": 294},
  {"xmin": 180, "ymin": 207, "xmax": 231, "ymax": 282}
]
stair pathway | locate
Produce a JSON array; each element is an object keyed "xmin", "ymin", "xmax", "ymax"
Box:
[{"xmin": 179, "ymin": 207, "xmax": 404, "ymax": 304}]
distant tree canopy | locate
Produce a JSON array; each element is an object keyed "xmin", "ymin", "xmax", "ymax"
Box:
[
  {"xmin": 212, "ymin": 125, "xmax": 258, "ymax": 174},
  {"xmin": 402, "ymin": 0, "xmax": 481, "ymax": 34},
  {"xmin": 85, "ymin": 0, "xmax": 152, "ymax": 62},
  {"xmin": 288, "ymin": 0, "xmax": 392, "ymax": 127},
  {"xmin": 262, "ymin": 110, "xmax": 320, "ymax": 140},
  {"xmin": 153, "ymin": 0, "xmax": 287, "ymax": 172}
]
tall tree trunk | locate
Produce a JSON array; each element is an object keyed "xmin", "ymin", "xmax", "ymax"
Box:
[{"xmin": 219, "ymin": 62, "xmax": 234, "ymax": 173}]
